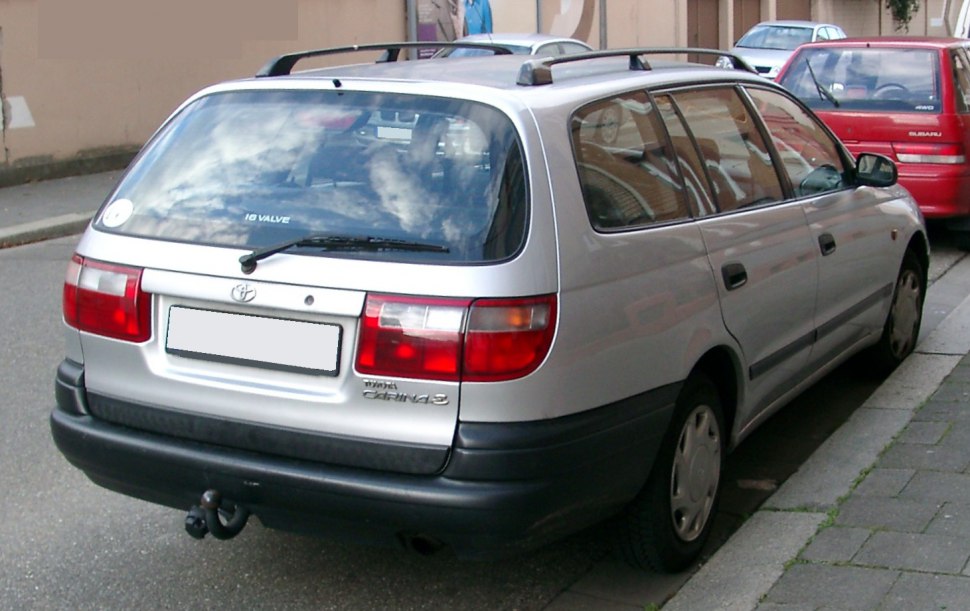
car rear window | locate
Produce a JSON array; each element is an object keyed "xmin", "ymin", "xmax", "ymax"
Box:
[
  {"xmin": 779, "ymin": 47, "xmax": 941, "ymax": 113},
  {"xmin": 439, "ymin": 44, "xmax": 530, "ymax": 57},
  {"xmin": 737, "ymin": 25, "xmax": 813, "ymax": 51},
  {"xmin": 96, "ymin": 90, "xmax": 527, "ymax": 264}
]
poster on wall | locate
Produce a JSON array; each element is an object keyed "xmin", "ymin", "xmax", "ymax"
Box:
[{"xmin": 414, "ymin": 0, "xmax": 494, "ymax": 57}]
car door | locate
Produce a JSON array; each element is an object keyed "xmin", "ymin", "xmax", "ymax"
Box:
[
  {"xmin": 745, "ymin": 86, "xmax": 898, "ymax": 369},
  {"xmin": 657, "ymin": 86, "xmax": 819, "ymax": 419}
]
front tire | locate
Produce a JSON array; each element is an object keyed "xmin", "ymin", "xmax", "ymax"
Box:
[
  {"xmin": 869, "ymin": 250, "xmax": 925, "ymax": 374},
  {"xmin": 616, "ymin": 373, "xmax": 724, "ymax": 573}
]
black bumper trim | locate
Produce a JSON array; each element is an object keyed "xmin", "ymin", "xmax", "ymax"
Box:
[
  {"xmin": 54, "ymin": 359, "xmax": 88, "ymax": 416},
  {"xmin": 86, "ymin": 392, "xmax": 449, "ymax": 475}
]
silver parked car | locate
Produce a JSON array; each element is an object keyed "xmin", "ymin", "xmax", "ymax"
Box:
[
  {"xmin": 52, "ymin": 43, "xmax": 927, "ymax": 573},
  {"xmin": 717, "ymin": 20, "xmax": 847, "ymax": 78}
]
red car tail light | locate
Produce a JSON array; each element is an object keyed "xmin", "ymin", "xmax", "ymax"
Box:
[
  {"xmin": 63, "ymin": 254, "xmax": 152, "ymax": 343},
  {"xmin": 892, "ymin": 142, "xmax": 966, "ymax": 164},
  {"xmin": 356, "ymin": 295, "xmax": 471, "ymax": 381},
  {"xmin": 463, "ymin": 295, "xmax": 557, "ymax": 382},
  {"xmin": 355, "ymin": 293, "xmax": 556, "ymax": 382}
]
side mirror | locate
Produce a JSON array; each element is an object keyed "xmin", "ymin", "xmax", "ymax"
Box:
[
  {"xmin": 855, "ymin": 153, "xmax": 897, "ymax": 187},
  {"xmin": 797, "ymin": 164, "xmax": 843, "ymax": 196}
]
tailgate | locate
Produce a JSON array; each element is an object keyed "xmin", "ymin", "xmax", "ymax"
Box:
[{"xmin": 78, "ymin": 269, "xmax": 460, "ymax": 474}]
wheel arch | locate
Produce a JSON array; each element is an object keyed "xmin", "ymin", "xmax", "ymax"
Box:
[
  {"xmin": 906, "ymin": 231, "xmax": 929, "ymax": 285},
  {"xmin": 689, "ymin": 346, "xmax": 740, "ymax": 448}
]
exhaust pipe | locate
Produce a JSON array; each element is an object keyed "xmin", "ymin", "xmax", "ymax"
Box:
[
  {"xmin": 184, "ymin": 489, "xmax": 250, "ymax": 540},
  {"xmin": 399, "ymin": 532, "xmax": 446, "ymax": 556}
]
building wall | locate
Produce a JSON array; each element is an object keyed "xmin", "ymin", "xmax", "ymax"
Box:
[
  {"xmin": 599, "ymin": 0, "xmax": 685, "ymax": 47},
  {"xmin": 818, "ymin": 0, "xmax": 952, "ymax": 36},
  {"xmin": 0, "ymin": 0, "xmax": 405, "ymax": 184},
  {"xmin": 0, "ymin": 0, "xmax": 961, "ymax": 185}
]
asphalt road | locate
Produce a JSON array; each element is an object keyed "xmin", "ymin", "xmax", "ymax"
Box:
[{"xmin": 2, "ymin": 229, "xmax": 965, "ymax": 610}]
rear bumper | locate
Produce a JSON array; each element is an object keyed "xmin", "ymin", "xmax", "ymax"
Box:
[
  {"xmin": 51, "ymin": 359, "xmax": 676, "ymax": 558},
  {"xmin": 897, "ymin": 165, "xmax": 970, "ymax": 219}
]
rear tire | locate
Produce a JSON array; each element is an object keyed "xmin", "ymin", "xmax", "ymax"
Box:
[
  {"xmin": 869, "ymin": 250, "xmax": 924, "ymax": 374},
  {"xmin": 616, "ymin": 372, "xmax": 724, "ymax": 573}
]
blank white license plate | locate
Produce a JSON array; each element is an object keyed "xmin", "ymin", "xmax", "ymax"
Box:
[{"xmin": 165, "ymin": 306, "xmax": 341, "ymax": 375}]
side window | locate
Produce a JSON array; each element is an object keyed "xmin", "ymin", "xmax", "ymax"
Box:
[
  {"xmin": 655, "ymin": 95, "xmax": 717, "ymax": 217},
  {"xmin": 667, "ymin": 87, "xmax": 784, "ymax": 212},
  {"xmin": 816, "ymin": 28, "xmax": 829, "ymax": 41},
  {"xmin": 571, "ymin": 92, "xmax": 690, "ymax": 230},
  {"xmin": 560, "ymin": 42, "xmax": 591, "ymax": 55},
  {"xmin": 952, "ymin": 50, "xmax": 970, "ymax": 113},
  {"xmin": 536, "ymin": 43, "xmax": 557, "ymax": 57},
  {"xmin": 746, "ymin": 87, "xmax": 847, "ymax": 197}
]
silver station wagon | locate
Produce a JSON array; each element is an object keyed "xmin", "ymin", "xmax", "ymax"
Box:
[{"xmin": 52, "ymin": 43, "xmax": 928, "ymax": 573}]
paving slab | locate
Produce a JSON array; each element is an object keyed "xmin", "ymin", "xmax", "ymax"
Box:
[
  {"xmin": 851, "ymin": 468, "xmax": 914, "ymax": 497},
  {"xmin": 834, "ymin": 496, "xmax": 942, "ymax": 532},
  {"xmin": 761, "ymin": 563, "xmax": 899, "ymax": 609},
  {"xmin": 797, "ymin": 526, "xmax": 870, "ymax": 563},
  {"xmin": 854, "ymin": 531, "xmax": 970, "ymax": 574},
  {"xmin": 662, "ymin": 511, "xmax": 826, "ymax": 611},
  {"xmin": 883, "ymin": 573, "xmax": 970, "ymax": 609}
]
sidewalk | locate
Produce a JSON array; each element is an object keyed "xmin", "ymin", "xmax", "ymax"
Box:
[
  {"xmin": 0, "ymin": 170, "xmax": 121, "ymax": 247},
  {"xmin": 663, "ymin": 271, "xmax": 970, "ymax": 609},
  {"xmin": 4, "ymin": 172, "xmax": 970, "ymax": 610}
]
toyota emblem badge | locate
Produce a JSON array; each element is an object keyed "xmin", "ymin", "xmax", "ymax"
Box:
[{"xmin": 231, "ymin": 284, "xmax": 257, "ymax": 303}]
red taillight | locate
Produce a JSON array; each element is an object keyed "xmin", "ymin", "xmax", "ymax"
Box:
[
  {"xmin": 62, "ymin": 254, "xmax": 152, "ymax": 343},
  {"xmin": 356, "ymin": 295, "xmax": 471, "ymax": 381},
  {"xmin": 892, "ymin": 142, "xmax": 966, "ymax": 164},
  {"xmin": 463, "ymin": 296, "xmax": 557, "ymax": 382},
  {"xmin": 355, "ymin": 294, "xmax": 556, "ymax": 382}
]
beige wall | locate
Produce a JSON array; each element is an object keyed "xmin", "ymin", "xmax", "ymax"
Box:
[
  {"xmin": 601, "ymin": 0, "xmax": 685, "ymax": 47},
  {"xmin": 0, "ymin": 0, "xmax": 962, "ymax": 184},
  {"xmin": 818, "ymin": 0, "xmax": 952, "ymax": 36},
  {"xmin": 0, "ymin": 0, "xmax": 404, "ymax": 181},
  {"xmin": 492, "ymin": 0, "xmax": 538, "ymax": 32}
]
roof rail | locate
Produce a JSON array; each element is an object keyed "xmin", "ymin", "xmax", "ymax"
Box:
[
  {"xmin": 516, "ymin": 47, "xmax": 757, "ymax": 86},
  {"xmin": 256, "ymin": 42, "xmax": 513, "ymax": 77}
]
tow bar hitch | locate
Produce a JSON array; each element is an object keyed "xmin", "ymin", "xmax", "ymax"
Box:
[{"xmin": 184, "ymin": 489, "xmax": 250, "ymax": 540}]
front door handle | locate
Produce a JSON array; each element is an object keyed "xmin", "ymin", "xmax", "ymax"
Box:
[
  {"xmin": 818, "ymin": 233, "xmax": 837, "ymax": 256},
  {"xmin": 721, "ymin": 262, "xmax": 748, "ymax": 291}
]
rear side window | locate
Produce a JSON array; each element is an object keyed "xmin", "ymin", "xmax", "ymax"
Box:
[
  {"xmin": 952, "ymin": 49, "xmax": 970, "ymax": 113},
  {"xmin": 571, "ymin": 92, "xmax": 690, "ymax": 230},
  {"xmin": 559, "ymin": 42, "xmax": 591, "ymax": 55},
  {"xmin": 664, "ymin": 87, "xmax": 784, "ymax": 212},
  {"xmin": 779, "ymin": 47, "xmax": 941, "ymax": 113},
  {"xmin": 655, "ymin": 95, "xmax": 717, "ymax": 217},
  {"xmin": 96, "ymin": 90, "xmax": 526, "ymax": 263}
]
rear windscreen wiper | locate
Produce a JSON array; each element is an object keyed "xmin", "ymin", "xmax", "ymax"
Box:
[{"xmin": 239, "ymin": 233, "xmax": 450, "ymax": 273}]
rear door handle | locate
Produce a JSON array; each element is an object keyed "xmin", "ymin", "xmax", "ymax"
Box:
[
  {"xmin": 818, "ymin": 233, "xmax": 837, "ymax": 256},
  {"xmin": 721, "ymin": 262, "xmax": 747, "ymax": 291}
]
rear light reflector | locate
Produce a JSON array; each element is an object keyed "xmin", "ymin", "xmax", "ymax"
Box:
[
  {"xmin": 892, "ymin": 142, "xmax": 966, "ymax": 164},
  {"xmin": 63, "ymin": 254, "xmax": 152, "ymax": 342},
  {"xmin": 355, "ymin": 293, "xmax": 556, "ymax": 382}
]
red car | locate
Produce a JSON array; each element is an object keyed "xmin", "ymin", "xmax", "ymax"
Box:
[{"xmin": 777, "ymin": 37, "xmax": 970, "ymax": 245}]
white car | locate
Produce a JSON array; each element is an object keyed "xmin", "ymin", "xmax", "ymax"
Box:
[
  {"xmin": 717, "ymin": 20, "xmax": 846, "ymax": 79},
  {"xmin": 432, "ymin": 32, "xmax": 592, "ymax": 58}
]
